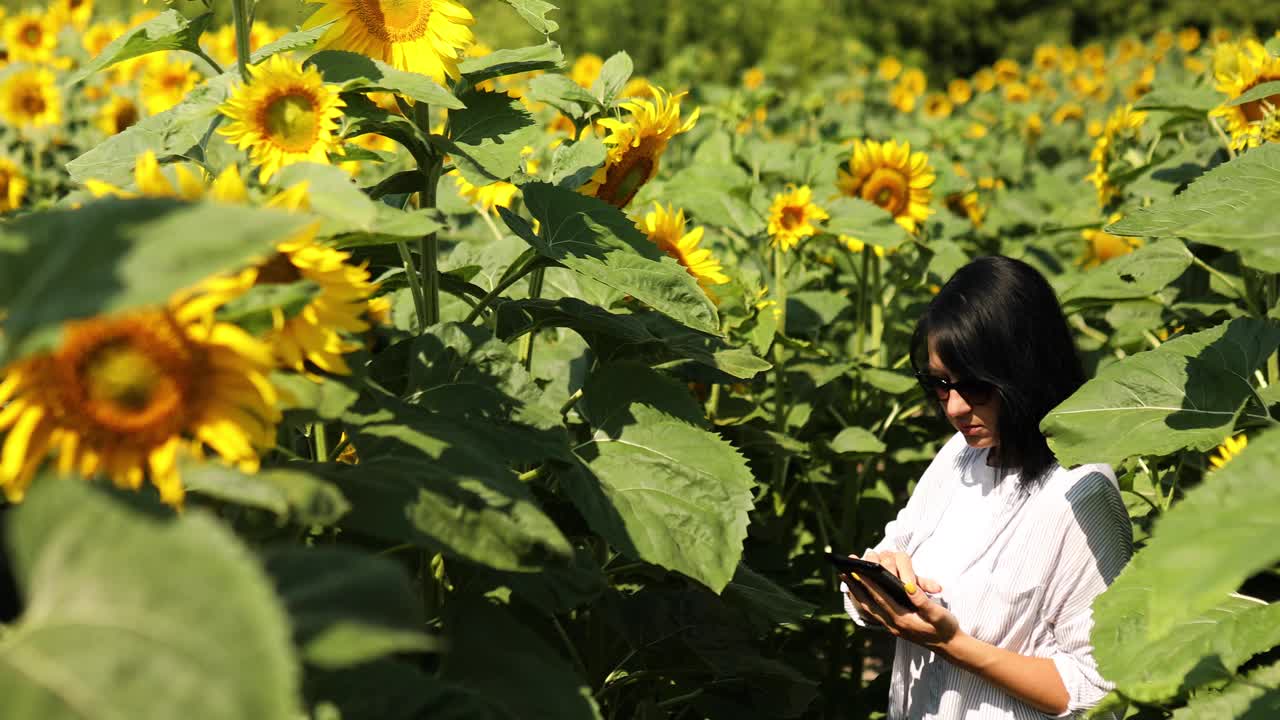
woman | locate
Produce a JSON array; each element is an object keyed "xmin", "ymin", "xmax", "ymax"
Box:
[{"xmin": 839, "ymin": 256, "xmax": 1132, "ymax": 719}]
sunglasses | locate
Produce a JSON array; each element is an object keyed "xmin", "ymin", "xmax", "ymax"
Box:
[{"xmin": 913, "ymin": 372, "xmax": 997, "ymax": 406}]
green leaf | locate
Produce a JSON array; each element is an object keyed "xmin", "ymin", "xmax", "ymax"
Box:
[
  {"xmin": 495, "ymin": 297, "xmax": 769, "ymax": 379},
  {"xmin": 184, "ymin": 464, "xmax": 351, "ymax": 526},
  {"xmin": 250, "ymin": 26, "xmax": 327, "ymax": 63},
  {"xmin": 1093, "ymin": 426, "xmax": 1280, "ymax": 702},
  {"xmin": 263, "ymin": 547, "xmax": 437, "ymax": 669},
  {"xmin": 306, "ymin": 51, "xmax": 463, "ymax": 109},
  {"xmin": 549, "ymin": 136, "xmax": 607, "ymax": 189},
  {"xmin": 657, "ymin": 163, "xmax": 764, "ymax": 237},
  {"xmin": 0, "ymin": 478, "xmax": 299, "ymax": 720},
  {"xmin": 1169, "ymin": 658, "xmax": 1280, "ymax": 720},
  {"xmin": 592, "ymin": 51, "xmax": 633, "ymax": 107},
  {"xmin": 565, "ymin": 363, "xmax": 756, "ymax": 592},
  {"xmin": 441, "ymin": 600, "xmax": 601, "ymax": 720},
  {"xmin": 332, "ymin": 205, "xmax": 447, "ymax": 247},
  {"xmin": 67, "ymin": 74, "xmax": 235, "ymax": 186},
  {"xmin": 1058, "ymin": 239, "xmax": 1193, "ymax": 310},
  {"xmin": 217, "ymin": 279, "xmax": 320, "ymax": 335},
  {"xmin": 722, "ymin": 563, "xmax": 817, "ymax": 626},
  {"xmin": 442, "ymin": 90, "xmax": 541, "ymax": 185},
  {"xmin": 1108, "ymin": 144, "xmax": 1280, "ymax": 273},
  {"xmin": 1042, "ymin": 318, "xmax": 1280, "ymax": 467},
  {"xmin": 70, "ymin": 10, "xmax": 215, "ymax": 84},
  {"xmin": 510, "ymin": 182, "xmax": 720, "ymax": 334},
  {"xmin": 1096, "ymin": 592, "xmax": 1280, "ymax": 702},
  {"xmin": 0, "ymin": 198, "xmax": 310, "ymax": 364},
  {"xmin": 499, "ymin": 0, "xmax": 560, "ymax": 35},
  {"xmin": 460, "ymin": 42, "xmax": 564, "ymax": 86},
  {"xmin": 831, "ymin": 427, "xmax": 887, "ymax": 455},
  {"xmin": 824, "ymin": 196, "xmax": 912, "ymax": 251},
  {"xmin": 1132, "ymin": 82, "xmax": 1223, "ymax": 115},
  {"xmin": 274, "ymin": 374, "xmax": 362, "ymax": 421},
  {"xmin": 525, "ymin": 73, "xmax": 600, "ymax": 118},
  {"xmin": 1226, "ymin": 80, "xmax": 1280, "ymax": 108},
  {"xmin": 858, "ymin": 367, "xmax": 918, "ymax": 395}
]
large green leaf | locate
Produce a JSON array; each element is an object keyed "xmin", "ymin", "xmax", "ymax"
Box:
[
  {"xmin": 1093, "ymin": 427, "xmax": 1280, "ymax": 703},
  {"xmin": 656, "ymin": 163, "xmax": 764, "ymax": 237},
  {"xmin": 1170, "ymin": 658, "xmax": 1280, "ymax": 720},
  {"xmin": 262, "ymin": 547, "xmax": 437, "ymax": 669},
  {"xmin": 1095, "ymin": 593, "xmax": 1280, "ymax": 702},
  {"xmin": 1041, "ymin": 318, "xmax": 1280, "ymax": 467},
  {"xmin": 525, "ymin": 74, "xmax": 601, "ymax": 119},
  {"xmin": 549, "ymin": 135, "xmax": 607, "ymax": 189},
  {"xmin": 565, "ymin": 363, "xmax": 756, "ymax": 592},
  {"xmin": 500, "ymin": 0, "xmax": 560, "ymax": 34},
  {"xmin": 1226, "ymin": 80, "xmax": 1280, "ymax": 108},
  {"xmin": 1132, "ymin": 82, "xmax": 1223, "ymax": 115},
  {"xmin": 183, "ymin": 464, "xmax": 350, "ymax": 526},
  {"xmin": 70, "ymin": 10, "xmax": 215, "ymax": 84},
  {"xmin": 495, "ymin": 297, "xmax": 770, "ymax": 379},
  {"xmin": 1108, "ymin": 144, "xmax": 1280, "ymax": 273},
  {"xmin": 0, "ymin": 198, "xmax": 311, "ymax": 364},
  {"xmin": 507, "ymin": 183, "xmax": 721, "ymax": 334},
  {"xmin": 460, "ymin": 42, "xmax": 564, "ymax": 85},
  {"xmin": 442, "ymin": 90, "xmax": 541, "ymax": 184},
  {"xmin": 0, "ymin": 479, "xmax": 298, "ymax": 720},
  {"xmin": 305, "ymin": 51, "xmax": 463, "ymax": 109},
  {"xmin": 1058, "ymin": 239, "xmax": 1193, "ymax": 310},
  {"xmin": 824, "ymin": 197, "xmax": 912, "ymax": 251},
  {"xmin": 66, "ymin": 74, "xmax": 235, "ymax": 186},
  {"xmin": 441, "ymin": 600, "xmax": 601, "ymax": 720}
]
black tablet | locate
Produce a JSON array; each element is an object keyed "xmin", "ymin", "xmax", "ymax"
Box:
[{"xmin": 824, "ymin": 551, "xmax": 916, "ymax": 607}]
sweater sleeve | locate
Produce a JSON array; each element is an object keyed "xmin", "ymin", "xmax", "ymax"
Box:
[{"xmin": 1044, "ymin": 471, "xmax": 1133, "ymax": 717}]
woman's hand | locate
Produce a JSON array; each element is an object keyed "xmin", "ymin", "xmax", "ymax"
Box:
[{"xmin": 843, "ymin": 551, "xmax": 959, "ymax": 651}]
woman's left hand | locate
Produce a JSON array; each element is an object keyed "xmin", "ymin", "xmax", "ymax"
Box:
[{"xmin": 843, "ymin": 552, "xmax": 960, "ymax": 651}]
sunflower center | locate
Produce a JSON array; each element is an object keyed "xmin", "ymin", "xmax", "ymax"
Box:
[
  {"xmin": 263, "ymin": 92, "xmax": 320, "ymax": 152},
  {"xmin": 256, "ymin": 252, "xmax": 303, "ymax": 285},
  {"xmin": 56, "ymin": 315, "xmax": 198, "ymax": 440},
  {"xmin": 596, "ymin": 136, "xmax": 662, "ymax": 208},
  {"xmin": 780, "ymin": 205, "xmax": 806, "ymax": 231},
  {"xmin": 21, "ymin": 25, "xmax": 42, "ymax": 47},
  {"xmin": 861, "ymin": 168, "xmax": 909, "ymax": 215},
  {"xmin": 353, "ymin": 0, "xmax": 433, "ymax": 43},
  {"xmin": 115, "ymin": 103, "xmax": 140, "ymax": 132},
  {"xmin": 18, "ymin": 88, "xmax": 47, "ymax": 116},
  {"xmin": 1240, "ymin": 79, "xmax": 1280, "ymax": 123}
]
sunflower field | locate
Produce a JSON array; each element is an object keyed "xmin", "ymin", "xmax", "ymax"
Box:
[{"xmin": 1, "ymin": 0, "xmax": 1280, "ymax": 718}]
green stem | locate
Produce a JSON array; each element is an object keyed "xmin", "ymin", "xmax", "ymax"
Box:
[
  {"xmin": 396, "ymin": 242, "xmax": 429, "ymax": 332},
  {"xmin": 229, "ymin": 0, "xmax": 253, "ymax": 81},
  {"xmin": 188, "ymin": 47, "xmax": 224, "ymax": 76},
  {"xmin": 1208, "ymin": 115, "xmax": 1237, "ymax": 160},
  {"xmin": 313, "ymin": 423, "xmax": 329, "ymax": 462},
  {"xmin": 770, "ymin": 245, "xmax": 790, "ymax": 490},
  {"xmin": 411, "ymin": 101, "xmax": 442, "ymax": 330},
  {"xmin": 560, "ymin": 388, "xmax": 585, "ymax": 418},
  {"xmin": 462, "ymin": 255, "xmax": 543, "ymax": 324},
  {"xmin": 1189, "ymin": 253, "xmax": 1248, "ymax": 304},
  {"xmin": 854, "ymin": 246, "xmax": 871, "ymax": 358},
  {"xmin": 519, "ymin": 267, "xmax": 546, "ymax": 370}
]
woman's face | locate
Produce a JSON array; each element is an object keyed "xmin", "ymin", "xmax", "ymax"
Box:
[{"xmin": 927, "ymin": 345, "xmax": 1001, "ymax": 449}]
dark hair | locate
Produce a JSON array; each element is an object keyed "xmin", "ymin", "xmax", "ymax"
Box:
[{"xmin": 910, "ymin": 256, "xmax": 1084, "ymax": 485}]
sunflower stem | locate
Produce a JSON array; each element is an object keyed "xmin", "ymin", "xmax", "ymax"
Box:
[
  {"xmin": 411, "ymin": 101, "xmax": 443, "ymax": 330},
  {"xmin": 396, "ymin": 241, "xmax": 429, "ymax": 332},
  {"xmin": 770, "ymin": 245, "xmax": 790, "ymax": 491},
  {"xmin": 519, "ymin": 267, "xmax": 547, "ymax": 370},
  {"xmin": 229, "ymin": 0, "xmax": 253, "ymax": 82},
  {"xmin": 461, "ymin": 254, "xmax": 542, "ymax": 324},
  {"xmin": 189, "ymin": 47, "xmax": 224, "ymax": 77},
  {"xmin": 313, "ymin": 423, "xmax": 329, "ymax": 463}
]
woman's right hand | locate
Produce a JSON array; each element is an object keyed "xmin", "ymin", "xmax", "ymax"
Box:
[{"xmin": 859, "ymin": 551, "xmax": 942, "ymax": 595}]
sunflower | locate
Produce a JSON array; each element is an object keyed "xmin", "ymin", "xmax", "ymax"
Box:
[
  {"xmin": 0, "ymin": 158, "xmax": 29, "ymax": 213},
  {"xmin": 742, "ymin": 67, "xmax": 765, "ymax": 90},
  {"xmin": 96, "ymin": 96, "xmax": 140, "ymax": 136},
  {"xmin": 86, "ymin": 151, "xmax": 211, "ymax": 201},
  {"xmin": 1081, "ymin": 43, "xmax": 1106, "ymax": 69},
  {"xmin": 303, "ymin": 0, "xmax": 475, "ymax": 85},
  {"xmin": 219, "ymin": 54, "xmax": 346, "ymax": 182},
  {"xmin": 922, "ymin": 92, "xmax": 952, "ymax": 119},
  {"xmin": 580, "ymin": 86, "xmax": 698, "ymax": 208},
  {"xmin": 965, "ymin": 122, "xmax": 988, "ymax": 139},
  {"xmin": 993, "ymin": 58, "xmax": 1021, "ymax": 84},
  {"xmin": 900, "ymin": 68, "xmax": 927, "ymax": 95},
  {"xmin": 141, "ymin": 56, "xmax": 202, "ymax": 115},
  {"xmin": 246, "ymin": 231, "xmax": 383, "ymax": 375},
  {"xmin": 1208, "ymin": 433, "xmax": 1247, "ymax": 470},
  {"xmin": 450, "ymin": 169, "xmax": 518, "ymax": 214},
  {"xmin": 889, "ymin": 83, "xmax": 918, "ymax": 113},
  {"xmin": 841, "ymin": 236, "xmax": 886, "ymax": 257},
  {"xmin": 1209, "ymin": 39, "xmax": 1280, "ymax": 150},
  {"xmin": 1032, "ymin": 44, "xmax": 1059, "ymax": 72},
  {"xmin": 53, "ymin": 0, "xmax": 93, "ymax": 31},
  {"xmin": 1002, "ymin": 81, "xmax": 1031, "ymax": 103},
  {"xmin": 877, "ymin": 57, "xmax": 903, "ymax": 82},
  {"xmin": 570, "ymin": 53, "xmax": 603, "ymax": 88},
  {"xmin": 767, "ymin": 185, "xmax": 828, "ymax": 252},
  {"xmin": 83, "ymin": 20, "xmax": 123, "ymax": 59},
  {"xmin": 1115, "ymin": 36, "xmax": 1143, "ymax": 64},
  {"xmin": 0, "ymin": 67, "xmax": 62, "ymax": 130},
  {"xmin": 945, "ymin": 191, "xmax": 984, "ymax": 228},
  {"xmin": 1179, "ymin": 27, "xmax": 1202, "ymax": 53},
  {"xmin": 972, "ymin": 68, "xmax": 996, "ymax": 93},
  {"xmin": 4, "ymin": 10, "xmax": 58, "ymax": 64},
  {"xmin": 0, "ymin": 287, "xmax": 281, "ymax": 506},
  {"xmin": 1079, "ymin": 214, "xmax": 1141, "ymax": 268},
  {"xmin": 636, "ymin": 203, "xmax": 729, "ymax": 302},
  {"xmin": 1052, "ymin": 101, "xmax": 1085, "ymax": 125},
  {"xmin": 1085, "ymin": 105, "xmax": 1147, "ymax": 207},
  {"xmin": 837, "ymin": 139, "xmax": 935, "ymax": 233},
  {"xmin": 947, "ymin": 78, "xmax": 972, "ymax": 105}
]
